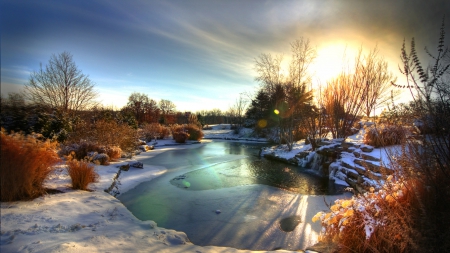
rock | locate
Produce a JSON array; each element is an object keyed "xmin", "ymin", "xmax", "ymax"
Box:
[
  {"xmin": 215, "ymin": 210, "xmax": 221, "ymax": 214},
  {"xmin": 360, "ymin": 153, "xmax": 380, "ymax": 162},
  {"xmin": 347, "ymin": 147, "xmax": 356, "ymax": 153},
  {"xmin": 138, "ymin": 145, "xmax": 152, "ymax": 152},
  {"xmin": 353, "ymin": 159, "xmax": 392, "ymax": 175},
  {"xmin": 306, "ymin": 241, "xmax": 340, "ymax": 253},
  {"xmin": 130, "ymin": 161, "xmax": 144, "ymax": 169},
  {"xmin": 345, "ymin": 177, "xmax": 365, "ymax": 193},
  {"xmin": 316, "ymin": 140, "xmax": 332, "ymax": 147},
  {"xmin": 353, "ymin": 151, "xmax": 361, "ymax": 158},
  {"xmin": 287, "ymin": 157, "xmax": 298, "ymax": 165},
  {"xmin": 295, "ymin": 151, "xmax": 310, "ymax": 159},
  {"xmin": 360, "ymin": 145, "xmax": 374, "ymax": 153},
  {"xmin": 341, "ymin": 142, "xmax": 360, "ymax": 149},
  {"xmin": 119, "ymin": 164, "xmax": 130, "ymax": 171}
]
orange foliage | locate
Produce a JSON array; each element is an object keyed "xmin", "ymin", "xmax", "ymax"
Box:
[{"xmin": 0, "ymin": 131, "xmax": 60, "ymax": 201}]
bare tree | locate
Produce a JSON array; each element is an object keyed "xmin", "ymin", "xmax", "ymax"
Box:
[
  {"xmin": 254, "ymin": 53, "xmax": 284, "ymax": 95},
  {"xmin": 25, "ymin": 51, "xmax": 97, "ymax": 114},
  {"xmin": 322, "ymin": 49, "xmax": 368, "ymax": 139},
  {"xmin": 227, "ymin": 94, "xmax": 248, "ymax": 133},
  {"xmin": 361, "ymin": 47, "xmax": 398, "ymax": 117},
  {"xmin": 289, "ymin": 38, "xmax": 317, "ymax": 87}
]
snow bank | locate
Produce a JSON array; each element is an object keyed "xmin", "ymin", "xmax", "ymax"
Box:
[{"xmin": 1, "ymin": 140, "xmax": 297, "ymax": 253}]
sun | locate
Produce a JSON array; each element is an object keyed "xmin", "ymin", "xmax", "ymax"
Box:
[{"xmin": 312, "ymin": 43, "xmax": 358, "ymax": 82}]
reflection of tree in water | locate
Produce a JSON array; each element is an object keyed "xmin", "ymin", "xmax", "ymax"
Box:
[{"xmin": 247, "ymin": 159, "xmax": 329, "ymax": 194}]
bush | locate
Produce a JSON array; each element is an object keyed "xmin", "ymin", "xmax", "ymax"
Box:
[
  {"xmin": 185, "ymin": 124, "xmax": 204, "ymax": 141},
  {"xmin": 173, "ymin": 131, "xmax": 189, "ymax": 143},
  {"xmin": 141, "ymin": 123, "xmax": 170, "ymax": 141},
  {"xmin": 363, "ymin": 124, "xmax": 407, "ymax": 147},
  {"xmin": 92, "ymin": 153, "xmax": 110, "ymax": 165},
  {"xmin": 66, "ymin": 160, "xmax": 99, "ymax": 190},
  {"xmin": 313, "ymin": 176, "xmax": 413, "ymax": 252},
  {"xmin": 106, "ymin": 146, "xmax": 121, "ymax": 161},
  {"xmin": 315, "ymin": 139, "xmax": 450, "ymax": 252},
  {"xmin": 67, "ymin": 119, "xmax": 138, "ymax": 154},
  {"xmin": 0, "ymin": 131, "xmax": 60, "ymax": 201}
]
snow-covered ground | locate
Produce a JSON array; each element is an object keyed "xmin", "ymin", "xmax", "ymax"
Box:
[
  {"xmin": 259, "ymin": 128, "xmax": 401, "ymax": 191},
  {"xmin": 1, "ymin": 125, "xmax": 298, "ymax": 253},
  {"xmin": 203, "ymin": 124, "xmax": 267, "ymax": 142},
  {"xmin": 2, "ymin": 124, "xmax": 389, "ymax": 252}
]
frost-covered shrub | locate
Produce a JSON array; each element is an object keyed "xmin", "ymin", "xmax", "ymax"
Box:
[
  {"xmin": 313, "ymin": 176, "xmax": 412, "ymax": 252},
  {"xmin": 363, "ymin": 124, "xmax": 407, "ymax": 147},
  {"xmin": 0, "ymin": 130, "xmax": 60, "ymax": 201},
  {"xmin": 141, "ymin": 123, "xmax": 169, "ymax": 141},
  {"xmin": 66, "ymin": 160, "xmax": 98, "ymax": 190},
  {"xmin": 93, "ymin": 153, "xmax": 109, "ymax": 165},
  {"xmin": 106, "ymin": 146, "xmax": 121, "ymax": 161}
]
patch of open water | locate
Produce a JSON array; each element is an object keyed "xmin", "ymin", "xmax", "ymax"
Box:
[{"xmin": 118, "ymin": 141, "xmax": 351, "ymax": 251}]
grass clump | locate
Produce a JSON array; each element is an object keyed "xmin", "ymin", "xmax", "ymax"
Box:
[
  {"xmin": 66, "ymin": 160, "xmax": 99, "ymax": 190},
  {"xmin": 363, "ymin": 124, "xmax": 407, "ymax": 147},
  {"xmin": 0, "ymin": 130, "xmax": 60, "ymax": 201}
]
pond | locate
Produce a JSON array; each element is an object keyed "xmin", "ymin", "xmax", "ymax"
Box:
[{"xmin": 118, "ymin": 141, "xmax": 351, "ymax": 251}]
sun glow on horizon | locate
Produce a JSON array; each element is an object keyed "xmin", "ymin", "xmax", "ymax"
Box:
[{"xmin": 312, "ymin": 43, "xmax": 360, "ymax": 82}]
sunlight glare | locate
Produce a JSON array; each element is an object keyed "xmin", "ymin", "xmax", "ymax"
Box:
[{"xmin": 312, "ymin": 43, "xmax": 357, "ymax": 82}]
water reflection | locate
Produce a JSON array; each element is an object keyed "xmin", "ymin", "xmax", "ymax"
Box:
[{"xmin": 171, "ymin": 142, "xmax": 345, "ymax": 195}]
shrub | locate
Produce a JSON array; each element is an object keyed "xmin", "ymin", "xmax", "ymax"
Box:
[
  {"xmin": 313, "ymin": 176, "xmax": 413, "ymax": 252},
  {"xmin": 0, "ymin": 131, "xmax": 60, "ymax": 201},
  {"xmin": 92, "ymin": 153, "xmax": 110, "ymax": 165},
  {"xmin": 66, "ymin": 160, "xmax": 99, "ymax": 190},
  {"xmin": 185, "ymin": 124, "xmax": 204, "ymax": 141},
  {"xmin": 67, "ymin": 119, "xmax": 138, "ymax": 155},
  {"xmin": 106, "ymin": 146, "xmax": 122, "ymax": 161},
  {"xmin": 363, "ymin": 124, "xmax": 407, "ymax": 147},
  {"xmin": 315, "ymin": 138, "xmax": 450, "ymax": 252},
  {"xmin": 141, "ymin": 123, "xmax": 170, "ymax": 141},
  {"xmin": 173, "ymin": 131, "xmax": 189, "ymax": 143}
]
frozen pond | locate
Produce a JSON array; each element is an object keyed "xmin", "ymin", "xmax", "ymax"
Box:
[{"xmin": 118, "ymin": 141, "xmax": 351, "ymax": 251}]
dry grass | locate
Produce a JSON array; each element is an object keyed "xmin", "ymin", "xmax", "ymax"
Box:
[
  {"xmin": 363, "ymin": 124, "xmax": 407, "ymax": 147},
  {"xmin": 0, "ymin": 130, "xmax": 60, "ymax": 201},
  {"xmin": 66, "ymin": 160, "xmax": 99, "ymax": 190},
  {"xmin": 314, "ymin": 139, "xmax": 450, "ymax": 252}
]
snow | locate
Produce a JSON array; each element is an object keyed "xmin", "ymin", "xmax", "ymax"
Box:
[
  {"xmin": 1, "ymin": 129, "xmax": 298, "ymax": 253},
  {"xmin": 203, "ymin": 124, "xmax": 267, "ymax": 142},
  {"xmin": 1, "ymin": 124, "xmax": 400, "ymax": 252}
]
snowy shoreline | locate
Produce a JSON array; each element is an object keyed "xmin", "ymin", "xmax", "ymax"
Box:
[
  {"xmin": 1, "ymin": 125, "xmax": 362, "ymax": 252},
  {"xmin": 1, "ymin": 128, "xmax": 302, "ymax": 253}
]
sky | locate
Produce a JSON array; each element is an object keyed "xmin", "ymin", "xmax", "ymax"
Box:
[{"xmin": 1, "ymin": 0, "xmax": 449, "ymax": 112}]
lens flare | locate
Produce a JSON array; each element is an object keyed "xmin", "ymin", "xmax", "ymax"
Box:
[
  {"xmin": 257, "ymin": 119, "xmax": 267, "ymax": 128},
  {"xmin": 182, "ymin": 180, "xmax": 191, "ymax": 188}
]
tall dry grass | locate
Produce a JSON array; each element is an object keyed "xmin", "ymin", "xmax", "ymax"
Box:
[
  {"xmin": 0, "ymin": 130, "xmax": 60, "ymax": 201},
  {"xmin": 66, "ymin": 160, "xmax": 99, "ymax": 190},
  {"xmin": 363, "ymin": 124, "xmax": 408, "ymax": 147}
]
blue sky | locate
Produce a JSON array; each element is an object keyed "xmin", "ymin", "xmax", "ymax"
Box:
[{"xmin": 1, "ymin": 0, "xmax": 449, "ymax": 112}]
